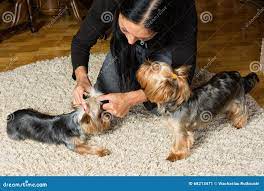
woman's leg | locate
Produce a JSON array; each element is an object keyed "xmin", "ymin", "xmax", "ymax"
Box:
[
  {"xmin": 94, "ymin": 44, "xmax": 147, "ymax": 93},
  {"xmin": 94, "ymin": 52, "xmax": 122, "ymax": 93}
]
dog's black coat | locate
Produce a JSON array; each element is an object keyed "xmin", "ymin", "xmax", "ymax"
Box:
[
  {"xmin": 165, "ymin": 71, "xmax": 259, "ymax": 122},
  {"xmin": 6, "ymin": 109, "xmax": 80, "ymax": 145}
]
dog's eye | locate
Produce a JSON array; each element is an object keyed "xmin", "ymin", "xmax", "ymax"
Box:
[{"xmin": 152, "ymin": 63, "xmax": 161, "ymax": 72}]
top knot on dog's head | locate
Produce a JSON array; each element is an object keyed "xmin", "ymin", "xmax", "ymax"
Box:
[{"xmin": 136, "ymin": 60, "xmax": 191, "ymax": 105}]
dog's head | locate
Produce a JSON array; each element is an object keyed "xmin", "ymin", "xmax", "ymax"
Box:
[
  {"xmin": 136, "ymin": 60, "xmax": 191, "ymax": 106},
  {"xmin": 73, "ymin": 88, "xmax": 112, "ymax": 135}
]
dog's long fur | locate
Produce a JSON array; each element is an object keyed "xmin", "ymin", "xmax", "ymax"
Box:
[
  {"xmin": 6, "ymin": 88, "xmax": 112, "ymax": 157},
  {"xmin": 136, "ymin": 60, "xmax": 259, "ymax": 161}
]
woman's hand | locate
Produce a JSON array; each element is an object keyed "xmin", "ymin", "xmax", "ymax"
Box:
[
  {"xmin": 73, "ymin": 67, "xmax": 92, "ymax": 111},
  {"xmin": 97, "ymin": 90, "xmax": 147, "ymax": 118},
  {"xmin": 97, "ymin": 93, "xmax": 132, "ymax": 118}
]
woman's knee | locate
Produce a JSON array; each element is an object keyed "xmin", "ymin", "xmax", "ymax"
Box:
[{"xmin": 94, "ymin": 53, "xmax": 122, "ymax": 93}]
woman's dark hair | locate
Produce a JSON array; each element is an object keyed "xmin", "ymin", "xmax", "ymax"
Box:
[{"xmin": 110, "ymin": 0, "xmax": 184, "ymax": 92}]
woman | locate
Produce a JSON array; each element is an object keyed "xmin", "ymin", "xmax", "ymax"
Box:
[{"xmin": 71, "ymin": 0, "xmax": 197, "ymax": 118}]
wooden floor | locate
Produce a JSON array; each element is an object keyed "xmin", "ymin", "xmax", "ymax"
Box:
[{"xmin": 0, "ymin": 0, "xmax": 263, "ymax": 106}]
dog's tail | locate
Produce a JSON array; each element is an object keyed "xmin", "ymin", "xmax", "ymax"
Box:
[{"xmin": 242, "ymin": 72, "xmax": 259, "ymax": 94}]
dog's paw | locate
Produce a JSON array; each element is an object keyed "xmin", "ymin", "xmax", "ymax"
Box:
[
  {"xmin": 233, "ymin": 116, "xmax": 247, "ymax": 129},
  {"xmin": 166, "ymin": 151, "xmax": 189, "ymax": 162},
  {"xmin": 96, "ymin": 148, "xmax": 111, "ymax": 157},
  {"xmin": 166, "ymin": 132, "xmax": 193, "ymax": 162}
]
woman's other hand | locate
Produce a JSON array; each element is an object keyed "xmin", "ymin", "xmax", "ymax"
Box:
[
  {"xmin": 73, "ymin": 66, "xmax": 92, "ymax": 111},
  {"xmin": 97, "ymin": 90, "xmax": 147, "ymax": 118},
  {"xmin": 97, "ymin": 93, "xmax": 132, "ymax": 118}
]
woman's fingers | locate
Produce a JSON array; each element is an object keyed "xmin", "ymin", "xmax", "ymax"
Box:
[
  {"xmin": 74, "ymin": 91, "xmax": 129, "ymax": 118},
  {"xmin": 74, "ymin": 89, "xmax": 82, "ymax": 105},
  {"xmin": 102, "ymin": 103, "xmax": 113, "ymax": 111},
  {"xmin": 72, "ymin": 92, "xmax": 79, "ymax": 106},
  {"xmin": 81, "ymin": 99, "xmax": 88, "ymax": 111},
  {"xmin": 73, "ymin": 85, "xmax": 88, "ymax": 111},
  {"xmin": 97, "ymin": 94, "xmax": 107, "ymax": 101},
  {"xmin": 102, "ymin": 103, "xmax": 119, "ymax": 115},
  {"xmin": 77, "ymin": 89, "xmax": 88, "ymax": 111},
  {"xmin": 98, "ymin": 93, "xmax": 130, "ymax": 118},
  {"xmin": 97, "ymin": 94, "xmax": 114, "ymax": 102},
  {"xmin": 72, "ymin": 76, "xmax": 93, "ymax": 112},
  {"xmin": 102, "ymin": 103, "xmax": 121, "ymax": 117}
]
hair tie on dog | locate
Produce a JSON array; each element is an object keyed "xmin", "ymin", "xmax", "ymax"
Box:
[{"xmin": 171, "ymin": 74, "xmax": 178, "ymax": 79}]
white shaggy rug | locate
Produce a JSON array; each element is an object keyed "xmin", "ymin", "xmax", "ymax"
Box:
[{"xmin": 0, "ymin": 54, "xmax": 263, "ymax": 176}]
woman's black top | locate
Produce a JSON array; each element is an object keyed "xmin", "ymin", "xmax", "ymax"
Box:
[{"xmin": 71, "ymin": 0, "xmax": 197, "ymax": 80}]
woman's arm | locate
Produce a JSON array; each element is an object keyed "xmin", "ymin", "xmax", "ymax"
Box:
[
  {"xmin": 126, "ymin": 89, "xmax": 147, "ymax": 106},
  {"xmin": 71, "ymin": 0, "xmax": 118, "ymax": 80},
  {"xmin": 71, "ymin": 0, "xmax": 118, "ymax": 110}
]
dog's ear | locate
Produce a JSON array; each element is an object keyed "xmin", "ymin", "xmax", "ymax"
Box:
[
  {"xmin": 173, "ymin": 65, "xmax": 191, "ymax": 78},
  {"xmin": 80, "ymin": 113, "xmax": 91, "ymax": 124}
]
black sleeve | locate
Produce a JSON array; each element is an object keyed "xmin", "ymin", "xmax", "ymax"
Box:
[
  {"xmin": 71, "ymin": 0, "xmax": 118, "ymax": 80},
  {"xmin": 170, "ymin": 0, "xmax": 198, "ymax": 84}
]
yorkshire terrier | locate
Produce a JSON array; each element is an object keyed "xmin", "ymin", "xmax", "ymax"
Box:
[
  {"xmin": 6, "ymin": 88, "xmax": 112, "ymax": 157},
  {"xmin": 136, "ymin": 60, "xmax": 259, "ymax": 162}
]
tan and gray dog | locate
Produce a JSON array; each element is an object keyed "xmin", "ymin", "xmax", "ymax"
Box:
[
  {"xmin": 137, "ymin": 60, "xmax": 259, "ymax": 162},
  {"xmin": 6, "ymin": 88, "xmax": 112, "ymax": 157}
]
